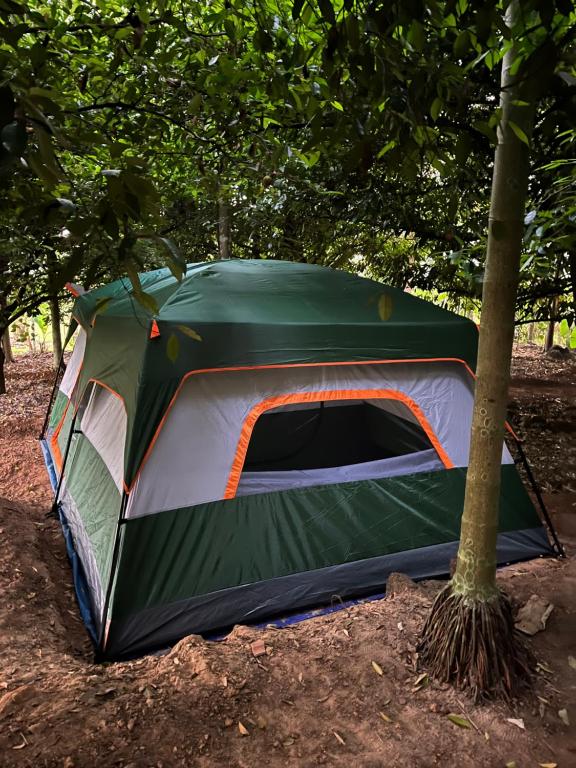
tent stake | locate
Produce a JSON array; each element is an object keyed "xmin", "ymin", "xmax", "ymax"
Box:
[{"xmin": 512, "ymin": 437, "xmax": 564, "ymax": 558}]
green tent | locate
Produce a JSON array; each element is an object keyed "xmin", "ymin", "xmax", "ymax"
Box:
[{"xmin": 41, "ymin": 260, "xmax": 553, "ymax": 659}]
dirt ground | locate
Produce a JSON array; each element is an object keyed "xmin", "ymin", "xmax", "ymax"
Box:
[{"xmin": 0, "ymin": 348, "xmax": 575, "ymax": 768}]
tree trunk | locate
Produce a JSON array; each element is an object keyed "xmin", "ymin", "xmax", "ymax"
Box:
[
  {"xmin": 544, "ymin": 316, "xmax": 555, "ymax": 351},
  {"xmin": 218, "ymin": 198, "xmax": 231, "ymax": 260},
  {"xmin": 527, "ymin": 322, "xmax": 535, "ymax": 344},
  {"xmin": 0, "ymin": 341, "xmax": 5, "ymax": 395},
  {"xmin": 569, "ymin": 251, "xmax": 576, "ymax": 320},
  {"xmin": 1, "ymin": 327, "xmax": 14, "ymax": 363},
  {"xmin": 419, "ymin": 1, "xmax": 537, "ymax": 699},
  {"xmin": 50, "ymin": 295, "xmax": 62, "ymax": 368}
]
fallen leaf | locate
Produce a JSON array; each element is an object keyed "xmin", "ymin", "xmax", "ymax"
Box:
[
  {"xmin": 397, "ymin": 622, "xmax": 404, "ymax": 631},
  {"xmin": 238, "ymin": 722, "xmax": 249, "ymax": 736},
  {"xmin": 379, "ymin": 711, "xmax": 392, "ymax": 723},
  {"xmin": 371, "ymin": 661, "xmax": 383, "ymax": 676},
  {"xmin": 568, "ymin": 656, "xmax": 576, "ymax": 670},
  {"xmin": 250, "ymin": 639, "xmax": 266, "ymax": 658},
  {"xmin": 506, "ymin": 718, "xmax": 525, "ymax": 730},
  {"xmin": 558, "ymin": 708, "xmax": 570, "ymax": 726},
  {"xmin": 447, "ymin": 713, "xmax": 472, "ymax": 729},
  {"xmin": 333, "ymin": 731, "xmax": 345, "ymax": 745},
  {"xmin": 539, "ymin": 763, "xmax": 558, "ymax": 768},
  {"xmin": 414, "ymin": 672, "xmax": 428, "ymax": 686},
  {"xmin": 505, "ymin": 762, "xmax": 517, "ymax": 768},
  {"xmin": 515, "ymin": 595, "xmax": 554, "ymax": 636}
]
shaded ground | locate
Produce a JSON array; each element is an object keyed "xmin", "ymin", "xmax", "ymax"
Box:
[{"xmin": 0, "ymin": 350, "xmax": 575, "ymax": 768}]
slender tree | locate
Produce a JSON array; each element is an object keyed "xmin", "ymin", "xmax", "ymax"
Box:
[{"xmin": 418, "ymin": 0, "xmax": 548, "ymax": 698}]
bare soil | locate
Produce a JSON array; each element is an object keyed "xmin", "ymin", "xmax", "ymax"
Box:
[{"xmin": 0, "ymin": 350, "xmax": 575, "ymax": 768}]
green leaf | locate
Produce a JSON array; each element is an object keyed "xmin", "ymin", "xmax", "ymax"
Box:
[
  {"xmin": 151, "ymin": 236, "xmax": 186, "ymax": 279},
  {"xmin": 472, "ymin": 120, "xmax": 497, "ymax": 144},
  {"xmin": 559, "ymin": 318, "xmax": 570, "ymax": 338},
  {"xmin": 447, "ymin": 714, "xmax": 472, "ymax": 729},
  {"xmin": 570, "ymin": 329, "xmax": 576, "ymax": 350},
  {"xmin": 408, "ymin": 20, "xmax": 425, "ymax": 52},
  {"xmin": 167, "ymin": 332, "xmax": 179, "ymax": 363},
  {"xmin": 454, "ymin": 133, "xmax": 472, "ymax": 166},
  {"xmin": 133, "ymin": 289, "xmax": 159, "ymax": 315},
  {"xmin": 27, "ymin": 151, "xmax": 60, "ymax": 187},
  {"xmin": 430, "ymin": 97, "xmax": 442, "ymax": 121},
  {"xmin": 508, "ymin": 120, "xmax": 530, "ymax": 147},
  {"xmin": 190, "ymin": 93, "xmax": 203, "ymax": 114},
  {"xmin": 378, "ymin": 294, "xmax": 393, "ymax": 321},
  {"xmin": 453, "ymin": 30, "xmax": 470, "ymax": 58},
  {"xmin": 176, "ymin": 324, "xmax": 202, "ymax": 342},
  {"xmin": 377, "ymin": 140, "xmax": 397, "ymax": 159},
  {"xmin": 94, "ymin": 297, "xmax": 112, "ymax": 317},
  {"xmin": 331, "ymin": 100, "xmax": 344, "ymax": 112}
]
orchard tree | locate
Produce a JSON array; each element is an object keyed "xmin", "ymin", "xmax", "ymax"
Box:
[{"xmin": 262, "ymin": 0, "xmax": 575, "ymax": 696}]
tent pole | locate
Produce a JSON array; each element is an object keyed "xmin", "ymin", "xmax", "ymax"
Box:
[
  {"xmin": 47, "ymin": 409, "xmax": 79, "ymax": 519},
  {"xmin": 95, "ymin": 490, "xmax": 128, "ymax": 661},
  {"xmin": 511, "ymin": 437, "xmax": 564, "ymax": 557},
  {"xmin": 39, "ymin": 344, "xmax": 67, "ymax": 440}
]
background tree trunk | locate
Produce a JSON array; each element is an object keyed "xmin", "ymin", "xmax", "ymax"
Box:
[
  {"xmin": 569, "ymin": 251, "xmax": 576, "ymax": 320},
  {"xmin": 50, "ymin": 295, "xmax": 62, "ymax": 368},
  {"xmin": 2, "ymin": 327, "xmax": 14, "ymax": 363},
  {"xmin": 0, "ymin": 342, "xmax": 5, "ymax": 395},
  {"xmin": 545, "ymin": 317, "xmax": 556, "ymax": 351},
  {"xmin": 218, "ymin": 198, "xmax": 231, "ymax": 260}
]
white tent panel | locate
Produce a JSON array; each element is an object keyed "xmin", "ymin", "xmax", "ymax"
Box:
[
  {"xmin": 126, "ymin": 361, "xmax": 513, "ymax": 519},
  {"xmin": 81, "ymin": 384, "xmax": 127, "ymax": 492},
  {"xmin": 59, "ymin": 328, "xmax": 87, "ymax": 398}
]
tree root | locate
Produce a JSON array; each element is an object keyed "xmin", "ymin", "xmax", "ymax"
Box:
[{"xmin": 417, "ymin": 583, "xmax": 533, "ymax": 701}]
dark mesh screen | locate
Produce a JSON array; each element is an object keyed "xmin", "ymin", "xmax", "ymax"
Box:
[{"xmin": 243, "ymin": 402, "xmax": 433, "ymax": 472}]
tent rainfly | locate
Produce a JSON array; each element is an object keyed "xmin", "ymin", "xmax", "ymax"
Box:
[{"xmin": 41, "ymin": 260, "xmax": 554, "ymax": 659}]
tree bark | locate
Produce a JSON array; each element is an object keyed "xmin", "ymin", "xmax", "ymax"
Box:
[
  {"xmin": 50, "ymin": 295, "xmax": 62, "ymax": 368},
  {"xmin": 218, "ymin": 198, "xmax": 231, "ymax": 260},
  {"xmin": 544, "ymin": 316, "xmax": 555, "ymax": 351},
  {"xmin": 0, "ymin": 342, "xmax": 5, "ymax": 395},
  {"xmin": 452, "ymin": 2, "xmax": 537, "ymax": 600},
  {"xmin": 1, "ymin": 327, "xmax": 14, "ymax": 363},
  {"xmin": 569, "ymin": 251, "xmax": 576, "ymax": 320}
]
